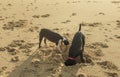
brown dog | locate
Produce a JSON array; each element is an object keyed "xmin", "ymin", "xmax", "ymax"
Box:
[{"xmin": 39, "ymin": 28, "xmax": 69, "ymax": 52}]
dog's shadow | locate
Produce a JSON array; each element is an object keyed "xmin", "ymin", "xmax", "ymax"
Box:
[
  {"xmin": 7, "ymin": 45, "xmax": 94, "ymax": 77},
  {"xmin": 7, "ymin": 46, "xmax": 69, "ymax": 77}
]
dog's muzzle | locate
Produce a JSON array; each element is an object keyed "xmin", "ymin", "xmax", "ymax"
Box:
[
  {"xmin": 63, "ymin": 40, "xmax": 69, "ymax": 45},
  {"xmin": 62, "ymin": 38, "xmax": 69, "ymax": 45},
  {"xmin": 64, "ymin": 57, "xmax": 76, "ymax": 66}
]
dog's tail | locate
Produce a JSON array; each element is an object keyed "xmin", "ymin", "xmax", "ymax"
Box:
[{"xmin": 78, "ymin": 24, "xmax": 82, "ymax": 31}]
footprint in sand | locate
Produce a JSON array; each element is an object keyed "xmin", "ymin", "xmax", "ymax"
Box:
[
  {"xmin": 106, "ymin": 72, "xmax": 118, "ymax": 77},
  {"xmin": 31, "ymin": 58, "xmax": 40, "ymax": 67},
  {"xmin": 83, "ymin": 54, "xmax": 95, "ymax": 65},
  {"xmin": 85, "ymin": 43, "xmax": 104, "ymax": 62},
  {"xmin": 98, "ymin": 12, "xmax": 105, "ymax": 15},
  {"xmin": 89, "ymin": 42, "xmax": 109, "ymax": 48},
  {"xmin": 61, "ymin": 20, "xmax": 71, "ymax": 24},
  {"xmin": 4, "ymin": 40, "xmax": 35, "ymax": 56},
  {"xmin": 7, "ymin": 3, "xmax": 12, "ymax": 6},
  {"xmin": 52, "ymin": 28, "xmax": 60, "ymax": 31},
  {"xmin": 116, "ymin": 20, "xmax": 120, "ymax": 28},
  {"xmin": 97, "ymin": 61, "xmax": 118, "ymax": 70},
  {"xmin": 9, "ymin": 40, "xmax": 25, "ymax": 47},
  {"xmin": 41, "ymin": 14, "xmax": 50, "ymax": 18},
  {"xmin": 32, "ymin": 15, "xmax": 40, "ymax": 18},
  {"xmin": 0, "ymin": 66, "xmax": 7, "ymax": 75},
  {"xmin": 28, "ymin": 26, "xmax": 39, "ymax": 32},
  {"xmin": 111, "ymin": 1, "xmax": 120, "ymax": 4},
  {"xmin": 114, "ymin": 35, "xmax": 120, "ymax": 39},
  {"xmin": 19, "ymin": 43, "xmax": 34, "ymax": 49},
  {"xmin": 82, "ymin": 22, "xmax": 102, "ymax": 27},
  {"xmin": 11, "ymin": 56, "xmax": 19, "ymax": 62},
  {"xmin": 0, "ymin": 47, "xmax": 5, "ymax": 52},
  {"xmin": 70, "ymin": 13, "xmax": 77, "ymax": 17},
  {"xmin": 2, "ymin": 20, "xmax": 27, "ymax": 30},
  {"xmin": 5, "ymin": 46, "xmax": 18, "ymax": 55}
]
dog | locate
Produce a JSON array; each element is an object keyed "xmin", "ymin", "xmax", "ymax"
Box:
[
  {"xmin": 39, "ymin": 28, "xmax": 69, "ymax": 52},
  {"xmin": 64, "ymin": 24, "xmax": 85, "ymax": 66}
]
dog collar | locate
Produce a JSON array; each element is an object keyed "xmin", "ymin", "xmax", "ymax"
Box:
[{"xmin": 68, "ymin": 57, "xmax": 75, "ymax": 60}]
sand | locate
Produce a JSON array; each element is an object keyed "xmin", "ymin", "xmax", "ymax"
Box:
[{"xmin": 0, "ymin": 0, "xmax": 120, "ymax": 77}]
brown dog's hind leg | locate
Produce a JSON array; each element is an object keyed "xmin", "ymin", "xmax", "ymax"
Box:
[{"xmin": 44, "ymin": 38, "xmax": 48, "ymax": 47}]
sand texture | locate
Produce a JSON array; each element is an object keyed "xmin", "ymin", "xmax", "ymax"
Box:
[{"xmin": 0, "ymin": 0, "xmax": 120, "ymax": 77}]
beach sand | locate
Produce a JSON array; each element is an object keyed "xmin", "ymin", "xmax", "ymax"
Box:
[{"xmin": 0, "ymin": 0, "xmax": 120, "ymax": 77}]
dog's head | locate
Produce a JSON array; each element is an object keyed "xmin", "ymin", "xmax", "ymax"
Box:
[
  {"xmin": 62, "ymin": 38, "xmax": 69, "ymax": 45},
  {"xmin": 64, "ymin": 57, "xmax": 76, "ymax": 66}
]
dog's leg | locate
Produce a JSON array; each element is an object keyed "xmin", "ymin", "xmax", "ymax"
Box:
[
  {"xmin": 44, "ymin": 38, "xmax": 47, "ymax": 45},
  {"xmin": 80, "ymin": 35, "xmax": 85, "ymax": 63},
  {"xmin": 80, "ymin": 52, "xmax": 85, "ymax": 63},
  {"xmin": 44, "ymin": 38, "xmax": 48, "ymax": 48},
  {"xmin": 82, "ymin": 35, "xmax": 85, "ymax": 51},
  {"xmin": 57, "ymin": 39, "xmax": 63, "ymax": 53},
  {"xmin": 39, "ymin": 33, "xmax": 43, "ymax": 48}
]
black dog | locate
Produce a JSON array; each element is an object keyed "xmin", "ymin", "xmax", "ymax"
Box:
[
  {"xmin": 39, "ymin": 28, "xmax": 69, "ymax": 52},
  {"xmin": 64, "ymin": 24, "xmax": 85, "ymax": 66}
]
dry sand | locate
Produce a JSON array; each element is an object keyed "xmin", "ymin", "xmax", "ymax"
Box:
[{"xmin": 0, "ymin": 0, "xmax": 120, "ymax": 77}]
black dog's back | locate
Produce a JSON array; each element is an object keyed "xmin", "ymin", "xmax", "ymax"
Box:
[
  {"xmin": 69, "ymin": 32, "xmax": 84, "ymax": 57},
  {"xmin": 69, "ymin": 24, "xmax": 85, "ymax": 58},
  {"xmin": 64, "ymin": 24, "xmax": 85, "ymax": 66}
]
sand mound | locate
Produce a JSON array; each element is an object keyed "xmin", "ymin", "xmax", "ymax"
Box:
[
  {"xmin": 85, "ymin": 43, "xmax": 105, "ymax": 60},
  {"xmin": 97, "ymin": 61, "xmax": 118, "ymax": 70},
  {"xmin": 87, "ymin": 42, "xmax": 109, "ymax": 48},
  {"xmin": 106, "ymin": 72, "xmax": 118, "ymax": 77}
]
